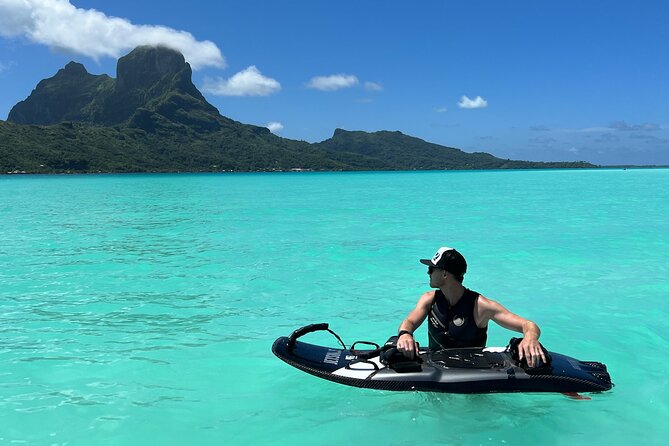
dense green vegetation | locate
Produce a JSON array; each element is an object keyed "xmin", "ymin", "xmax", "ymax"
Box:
[
  {"xmin": 317, "ymin": 129, "xmax": 594, "ymax": 170},
  {"xmin": 1, "ymin": 46, "xmax": 597, "ymax": 174}
]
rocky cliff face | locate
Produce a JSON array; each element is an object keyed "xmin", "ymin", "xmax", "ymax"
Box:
[
  {"xmin": 7, "ymin": 45, "xmax": 221, "ymax": 130},
  {"xmin": 116, "ymin": 45, "xmax": 186, "ymax": 92}
]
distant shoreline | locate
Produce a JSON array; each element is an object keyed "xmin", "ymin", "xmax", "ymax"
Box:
[{"xmin": 4, "ymin": 165, "xmax": 669, "ymax": 176}]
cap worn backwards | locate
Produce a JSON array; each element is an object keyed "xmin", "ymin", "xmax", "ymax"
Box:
[{"xmin": 419, "ymin": 247, "xmax": 467, "ymax": 279}]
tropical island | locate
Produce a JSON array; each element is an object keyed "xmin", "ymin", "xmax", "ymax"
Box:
[{"xmin": 0, "ymin": 46, "xmax": 596, "ymax": 174}]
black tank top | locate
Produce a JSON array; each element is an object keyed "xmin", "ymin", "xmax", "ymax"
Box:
[{"xmin": 427, "ymin": 288, "xmax": 488, "ymax": 350}]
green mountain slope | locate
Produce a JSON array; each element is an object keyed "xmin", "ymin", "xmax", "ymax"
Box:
[{"xmin": 316, "ymin": 129, "xmax": 592, "ymax": 170}]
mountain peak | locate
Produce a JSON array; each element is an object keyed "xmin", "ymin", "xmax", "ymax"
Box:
[
  {"xmin": 116, "ymin": 45, "xmax": 187, "ymax": 92},
  {"xmin": 62, "ymin": 61, "xmax": 89, "ymax": 76},
  {"xmin": 7, "ymin": 60, "xmax": 111, "ymax": 125}
]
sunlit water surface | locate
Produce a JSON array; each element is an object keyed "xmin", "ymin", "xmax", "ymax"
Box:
[{"xmin": 1, "ymin": 169, "xmax": 667, "ymax": 445}]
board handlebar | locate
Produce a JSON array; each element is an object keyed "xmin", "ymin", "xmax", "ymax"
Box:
[{"xmin": 287, "ymin": 323, "xmax": 330, "ymax": 350}]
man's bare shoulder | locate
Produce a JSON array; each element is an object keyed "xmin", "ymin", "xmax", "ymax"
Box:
[
  {"xmin": 418, "ymin": 290, "xmax": 436, "ymax": 305},
  {"xmin": 476, "ymin": 294, "xmax": 506, "ymax": 313}
]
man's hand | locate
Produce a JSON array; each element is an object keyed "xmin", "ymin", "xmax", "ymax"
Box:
[
  {"xmin": 518, "ymin": 337, "xmax": 547, "ymax": 367},
  {"xmin": 397, "ymin": 333, "xmax": 418, "ymax": 359}
]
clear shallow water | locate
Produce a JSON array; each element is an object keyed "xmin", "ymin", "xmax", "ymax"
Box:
[{"xmin": 1, "ymin": 169, "xmax": 667, "ymax": 445}]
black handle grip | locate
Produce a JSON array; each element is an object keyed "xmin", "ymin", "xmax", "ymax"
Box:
[{"xmin": 287, "ymin": 323, "xmax": 329, "ymax": 350}]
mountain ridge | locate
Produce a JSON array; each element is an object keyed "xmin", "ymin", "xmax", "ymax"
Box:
[{"xmin": 1, "ymin": 45, "xmax": 597, "ymax": 173}]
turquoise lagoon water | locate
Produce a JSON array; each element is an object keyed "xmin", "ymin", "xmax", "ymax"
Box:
[{"xmin": 1, "ymin": 169, "xmax": 667, "ymax": 445}]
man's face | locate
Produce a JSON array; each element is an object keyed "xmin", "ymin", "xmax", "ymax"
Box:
[{"xmin": 428, "ymin": 266, "xmax": 446, "ymax": 288}]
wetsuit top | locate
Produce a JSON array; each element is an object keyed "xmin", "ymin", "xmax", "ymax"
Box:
[{"xmin": 427, "ymin": 288, "xmax": 488, "ymax": 350}]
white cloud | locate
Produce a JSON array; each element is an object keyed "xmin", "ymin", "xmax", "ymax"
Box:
[
  {"xmin": 458, "ymin": 95, "xmax": 488, "ymax": 109},
  {"xmin": 610, "ymin": 120, "xmax": 660, "ymax": 131},
  {"xmin": 364, "ymin": 81, "xmax": 383, "ymax": 92},
  {"xmin": 202, "ymin": 66, "xmax": 281, "ymax": 96},
  {"xmin": 0, "ymin": 0, "xmax": 224, "ymax": 70},
  {"xmin": 530, "ymin": 125, "xmax": 550, "ymax": 131},
  {"xmin": 435, "ymin": 106, "xmax": 448, "ymax": 113},
  {"xmin": 266, "ymin": 122, "xmax": 283, "ymax": 133},
  {"xmin": 571, "ymin": 127, "xmax": 610, "ymax": 133},
  {"xmin": 307, "ymin": 74, "xmax": 358, "ymax": 91}
]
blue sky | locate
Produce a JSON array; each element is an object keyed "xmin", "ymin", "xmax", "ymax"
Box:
[{"xmin": 1, "ymin": 0, "xmax": 668, "ymax": 165}]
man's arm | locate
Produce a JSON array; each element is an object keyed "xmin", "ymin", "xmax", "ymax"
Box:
[
  {"xmin": 478, "ymin": 296, "xmax": 546, "ymax": 367},
  {"xmin": 397, "ymin": 291, "xmax": 434, "ymax": 359}
]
